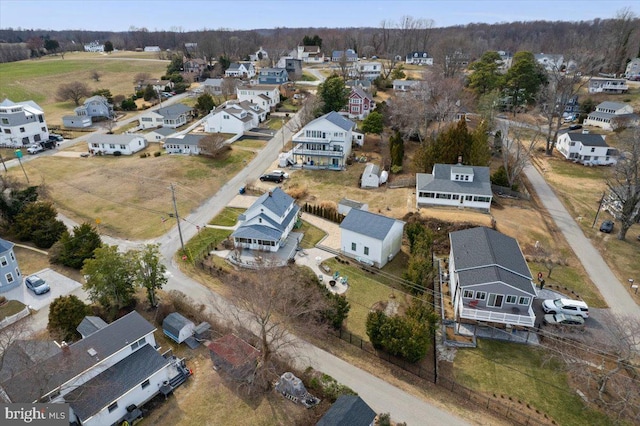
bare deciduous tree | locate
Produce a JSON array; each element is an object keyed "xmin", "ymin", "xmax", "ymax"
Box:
[
  {"xmin": 56, "ymin": 82, "xmax": 90, "ymax": 106},
  {"xmin": 495, "ymin": 119, "xmax": 542, "ymax": 188},
  {"xmin": 90, "ymin": 70, "xmax": 101, "ymax": 82},
  {"xmin": 606, "ymin": 129, "xmax": 640, "ymax": 240},
  {"xmin": 198, "ymin": 134, "xmax": 227, "ymax": 157},
  {"xmin": 133, "ymin": 72, "xmax": 151, "ymax": 85}
]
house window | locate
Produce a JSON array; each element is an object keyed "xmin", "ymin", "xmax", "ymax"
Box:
[
  {"xmin": 141, "ymin": 379, "xmax": 150, "ymax": 389},
  {"xmin": 465, "ymin": 195, "xmax": 472, "ymax": 201},
  {"xmin": 364, "ymin": 247, "xmax": 369, "ymax": 255},
  {"xmin": 0, "ymin": 256, "xmax": 7, "ymax": 267},
  {"xmin": 505, "ymin": 295, "xmax": 517, "ymax": 304},
  {"xmin": 108, "ymin": 402, "xmax": 118, "ymax": 413},
  {"xmin": 19, "ymin": 127, "xmax": 25, "ymax": 133},
  {"xmin": 518, "ymin": 297, "xmax": 530, "ymax": 305},
  {"xmin": 590, "ymin": 147, "xmax": 595, "ymax": 152},
  {"xmin": 351, "ymin": 242, "xmax": 356, "ymax": 251},
  {"xmin": 3, "ymin": 129, "xmax": 10, "ymax": 134},
  {"xmin": 10, "ymin": 252, "xmax": 14, "ymax": 261},
  {"xmin": 475, "ymin": 291, "xmax": 486, "ymax": 300},
  {"xmin": 463, "ymin": 289, "xmax": 474, "ymax": 298},
  {"xmin": 487, "ymin": 294, "xmax": 504, "ymax": 307},
  {"xmin": 34, "ymin": 134, "xmax": 41, "ymax": 142},
  {"xmin": 15, "ymin": 268, "xmax": 20, "ymax": 277},
  {"xmin": 109, "ymin": 144, "xmax": 116, "ymax": 149},
  {"xmin": 1, "ymin": 118, "xmax": 7, "ymax": 124},
  {"xmin": 5, "ymin": 273, "xmax": 14, "ymax": 283}
]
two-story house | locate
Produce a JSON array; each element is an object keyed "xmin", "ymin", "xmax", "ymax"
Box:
[
  {"xmin": 449, "ymin": 227, "xmax": 537, "ymax": 328},
  {"xmin": 496, "ymin": 50, "xmax": 513, "ymax": 70},
  {"xmin": 332, "ymin": 49, "xmax": 358, "ymax": 62},
  {"xmin": 291, "ymin": 111, "xmax": 362, "ymax": 170},
  {"xmin": 257, "ymin": 68, "xmax": 289, "ymax": 84},
  {"xmin": 588, "ymin": 77, "xmax": 628, "ymax": 94},
  {"xmin": 204, "ymin": 100, "xmax": 265, "ymax": 134},
  {"xmin": 405, "ymin": 51, "xmax": 433, "ymax": 66},
  {"xmin": 0, "ymin": 238, "xmax": 22, "ymax": 293},
  {"xmin": 534, "ymin": 53, "xmax": 564, "ymax": 71},
  {"xmin": 236, "ymin": 84, "xmax": 281, "ymax": 112},
  {"xmin": 347, "ymin": 87, "xmax": 375, "ymax": 120},
  {"xmin": 349, "ymin": 61, "xmax": 381, "ymax": 81},
  {"xmin": 416, "ymin": 164, "xmax": 493, "ymax": 212},
  {"xmin": 182, "ymin": 57, "xmax": 207, "ymax": 74},
  {"xmin": 0, "ymin": 98, "xmax": 49, "ymax": 147},
  {"xmin": 74, "ymin": 95, "xmax": 113, "ymax": 120},
  {"xmin": 584, "ymin": 101, "xmax": 637, "ymax": 131},
  {"xmin": 231, "ymin": 187, "xmax": 300, "ymax": 254},
  {"xmin": 138, "ymin": 104, "xmax": 194, "ymax": 129},
  {"xmin": 291, "ymin": 45, "xmax": 324, "ymax": 63},
  {"xmin": 0, "ymin": 311, "xmax": 191, "ymax": 426},
  {"xmin": 249, "ymin": 46, "xmax": 269, "ymax": 62},
  {"xmin": 225, "ymin": 62, "xmax": 256, "ymax": 79},
  {"xmin": 276, "ymin": 57, "xmax": 303, "ymax": 78},
  {"xmin": 625, "ymin": 58, "xmax": 640, "ymax": 79},
  {"xmin": 555, "ymin": 131, "xmax": 618, "ymax": 166}
]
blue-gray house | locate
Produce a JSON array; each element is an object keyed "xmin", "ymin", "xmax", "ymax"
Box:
[
  {"xmin": 0, "ymin": 238, "xmax": 21, "ymax": 293},
  {"xmin": 258, "ymin": 68, "xmax": 288, "ymax": 84}
]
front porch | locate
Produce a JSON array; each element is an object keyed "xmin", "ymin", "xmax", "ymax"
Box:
[
  {"xmin": 458, "ymin": 302, "xmax": 536, "ymax": 327},
  {"xmin": 227, "ymin": 232, "xmax": 302, "ymax": 268}
]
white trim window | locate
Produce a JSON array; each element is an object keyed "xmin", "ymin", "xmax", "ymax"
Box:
[
  {"xmin": 505, "ymin": 295, "xmax": 517, "ymax": 304},
  {"xmin": 475, "ymin": 291, "xmax": 486, "ymax": 300},
  {"xmin": 463, "ymin": 289, "xmax": 474, "ymax": 298},
  {"xmin": 518, "ymin": 296, "xmax": 531, "ymax": 306}
]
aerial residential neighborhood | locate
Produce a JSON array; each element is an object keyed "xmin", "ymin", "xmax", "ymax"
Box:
[{"xmin": 0, "ymin": 2, "xmax": 639, "ymax": 426}]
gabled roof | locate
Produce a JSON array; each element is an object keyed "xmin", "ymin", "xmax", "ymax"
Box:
[
  {"xmin": 597, "ymin": 101, "xmax": 629, "ymax": 111},
  {"xmin": 316, "ymin": 395, "xmax": 376, "ymax": 426},
  {"xmin": 148, "ymin": 127, "xmax": 176, "ymax": 136},
  {"xmin": 164, "ymin": 134, "xmax": 205, "ymax": 147},
  {"xmin": 231, "ymin": 188, "xmax": 299, "ymax": 242},
  {"xmin": 305, "ymin": 111, "xmax": 355, "ymax": 132},
  {"xmin": 156, "ymin": 104, "xmax": 193, "ymax": 119},
  {"xmin": 76, "ymin": 316, "xmax": 108, "ymax": 338},
  {"xmin": 339, "ymin": 198, "xmax": 366, "ymax": 209},
  {"xmin": 0, "ymin": 311, "xmax": 155, "ymax": 403},
  {"xmin": 340, "ymin": 209, "xmax": 403, "ymax": 241},
  {"xmin": 246, "ymin": 187, "xmax": 294, "ymax": 218},
  {"xmin": 417, "ymin": 164, "xmax": 492, "ymax": 197},
  {"xmin": 332, "ymin": 49, "xmax": 358, "ymax": 59},
  {"xmin": 564, "ymin": 132, "xmax": 609, "ymax": 147},
  {"xmin": 83, "ymin": 95, "xmax": 110, "ymax": 105},
  {"xmin": 449, "ymin": 227, "xmax": 535, "ymax": 295},
  {"xmin": 350, "ymin": 87, "xmax": 373, "ymax": 102},
  {"xmin": 202, "ymin": 78, "xmax": 223, "ymax": 86},
  {"xmin": 64, "ymin": 344, "xmax": 170, "ymax": 423}
]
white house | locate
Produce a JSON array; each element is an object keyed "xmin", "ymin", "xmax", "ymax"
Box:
[
  {"xmin": 163, "ymin": 134, "xmax": 206, "ymax": 155},
  {"xmin": 144, "ymin": 46, "xmax": 161, "ymax": 52},
  {"xmin": 332, "ymin": 49, "xmax": 358, "ymax": 62},
  {"xmin": 556, "ymin": 132, "xmax": 618, "ymax": 166},
  {"xmin": 225, "ymin": 62, "xmax": 256, "ymax": 79},
  {"xmin": 0, "ymin": 98, "xmax": 49, "ymax": 147},
  {"xmin": 340, "ymin": 209, "xmax": 405, "ymax": 268},
  {"xmin": 405, "ymin": 51, "xmax": 433, "ymax": 66},
  {"xmin": 87, "ymin": 134, "xmax": 147, "ymax": 155},
  {"xmin": 392, "ymin": 80, "xmax": 421, "ymax": 92},
  {"xmin": 145, "ymin": 127, "xmax": 175, "ymax": 142},
  {"xmin": 349, "ymin": 61, "xmax": 382, "ymax": 81},
  {"xmin": 416, "ymin": 164, "xmax": 493, "ymax": 212},
  {"xmin": 584, "ymin": 101, "xmax": 636, "ymax": 131},
  {"xmin": 361, "ymin": 163, "xmax": 387, "ymax": 188},
  {"xmin": 84, "ymin": 41, "xmax": 104, "ymax": 52},
  {"xmin": 139, "ymin": 104, "xmax": 194, "ymax": 129},
  {"xmin": 74, "ymin": 95, "xmax": 113, "ymax": 119},
  {"xmin": 534, "ymin": 53, "xmax": 564, "ymax": 71},
  {"xmin": 0, "ymin": 238, "xmax": 22, "ymax": 293},
  {"xmin": 292, "ymin": 45, "xmax": 324, "ymax": 63},
  {"xmin": 291, "ymin": 111, "xmax": 361, "ymax": 170},
  {"xmin": 231, "ymin": 187, "xmax": 300, "ymax": 253},
  {"xmin": 625, "ymin": 58, "xmax": 640, "ymax": 79},
  {"xmin": 249, "ymin": 46, "xmax": 269, "ymax": 62},
  {"xmin": 449, "ymin": 227, "xmax": 537, "ymax": 328},
  {"xmin": 236, "ymin": 84, "xmax": 280, "ymax": 112},
  {"xmin": 204, "ymin": 100, "xmax": 265, "ymax": 134},
  {"xmin": 0, "ymin": 311, "xmax": 191, "ymax": 426},
  {"xmin": 135, "ymin": 79, "xmax": 173, "ymax": 93},
  {"xmin": 588, "ymin": 77, "xmax": 629, "ymax": 94},
  {"xmin": 62, "ymin": 115, "xmax": 92, "ymax": 128}
]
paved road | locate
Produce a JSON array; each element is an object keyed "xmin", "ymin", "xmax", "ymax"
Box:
[{"xmin": 523, "ymin": 163, "xmax": 639, "ymax": 318}]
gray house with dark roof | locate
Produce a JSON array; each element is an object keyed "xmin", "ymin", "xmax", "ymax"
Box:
[
  {"xmin": 316, "ymin": 395, "xmax": 377, "ymax": 426},
  {"xmin": 231, "ymin": 187, "xmax": 300, "ymax": 254},
  {"xmin": 164, "ymin": 134, "xmax": 206, "ymax": 155},
  {"xmin": 139, "ymin": 104, "xmax": 194, "ymax": 129},
  {"xmin": 0, "ymin": 237, "xmax": 21, "ymax": 293},
  {"xmin": 584, "ymin": 101, "xmax": 637, "ymax": 131},
  {"xmin": 556, "ymin": 132, "xmax": 618, "ymax": 165},
  {"xmin": 340, "ymin": 209, "xmax": 404, "ymax": 268},
  {"xmin": 416, "ymin": 164, "xmax": 493, "ymax": 212},
  {"xmin": 449, "ymin": 227, "xmax": 537, "ymax": 327},
  {"xmin": 0, "ymin": 311, "xmax": 191, "ymax": 426}
]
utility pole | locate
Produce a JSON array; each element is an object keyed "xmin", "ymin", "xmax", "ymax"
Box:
[
  {"xmin": 592, "ymin": 191, "xmax": 606, "ymax": 228},
  {"xmin": 170, "ymin": 183, "xmax": 185, "ymax": 253}
]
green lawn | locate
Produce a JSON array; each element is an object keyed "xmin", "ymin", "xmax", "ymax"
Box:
[
  {"xmin": 297, "ymin": 220, "xmax": 326, "ymax": 248},
  {"xmin": 0, "ymin": 300, "xmax": 27, "ymax": 320},
  {"xmin": 208, "ymin": 207, "xmax": 244, "ymax": 227},
  {"xmin": 528, "ymin": 261, "xmax": 607, "ymax": 308},
  {"xmin": 454, "ymin": 340, "xmax": 611, "ymax": 426},
  {"xmin": 182, "ymin": 227, "xmax": 233, "ymax": 260}
]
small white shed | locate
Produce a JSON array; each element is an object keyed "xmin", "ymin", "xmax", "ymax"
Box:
[
  {"xmin": 163, "ymin": 312, "xmax": 195, "ymax": 344},
  {"xmin": 361, "ymin": 163, "xmax": 382, "ymax": 188}
]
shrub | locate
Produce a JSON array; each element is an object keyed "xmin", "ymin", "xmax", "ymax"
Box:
[
  {"xmin": 113, "ymin": 151, "xmax": 122, "ymax": 156},
  {"xmin": 286, "ymin": 183, "xmax": 308, "ymax": 200},
  {"xmin": 154, "ymin": 151, "xmax": 161, "ymax": 157},
  {"xmin": 139, "ymin": 153, "xmax": 147, "ymax": 158},
  {"xmin": 391, "ymin": 164, "xmax": 403, "ymax": 174},
  {"xmin": 0, "ymin": 296, "xmax": 6, "ymax": 305}
]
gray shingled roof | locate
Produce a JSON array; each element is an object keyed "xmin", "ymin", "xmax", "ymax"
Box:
[
  {"xmin": 339, "ymin": 198, "xmax": 365, "ymax": 209},
  {"xmin": 76, "ymin": 316, "xmax": 108, "ymax": 338},
  {"xmin": 64, "ymin": 344, "xmax": 171, "ymax": 422},
  {"xmin": 156, "ymin": 104, "xmax": 193, "ymax": 120},
  {"xmin": 249, "ymin": 187, "xmax": 294, "ymax": 218},
  {"xmin": 165, "ymin": 134, "xmax": 205, "ymax": 147},
  {"xmin": 314, "ymin": 111, "xmax": 355, "ymax": 131},
  {"xmin": 449, "ymin": 227, "xmax": 535, "ymax": 295},
  {"xmin": 340, "ymin": 209, "xmax": 403, "ymax": 241},
  {"xmin": 597, "ymin": 101, "xmax": 628, "ymax": 111},
  {"xmin": 163, "ymin": 312, "xmax": 194, "ymax": 337},
  {"xmin": 316, "ymin": 395, "xmax": 376, "ymax": 426},
  {"xmin": 417, "ymin": 164, "xmax": 492, "ymax": 197},
  {"xmin": 149, "ymin": 127, "xmax": 176, "ymax": 136},
  {"xmin": 565, "ymin": 132, "xmax": 608, "ymax": 147},
  {"xmin": 0, "ymin": 311, "xmax": 155, "ymax": 403},
  {"xmin": 231, "ymin": 188, "xmax": 300, "ymax": 241}
]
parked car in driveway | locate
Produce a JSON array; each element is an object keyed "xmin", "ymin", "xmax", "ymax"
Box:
[
  {"xmin": 259, "ymin": 173, "xmax": 284, "ymax": 183},
  {"xmin": 599, "ymin": 220, "xmax": 614, "ymax": 233},
  {"xmin": 542, "ymin": 298, "xmax": 589, "ymax": 318},
  {"xmin": 271, "ymin": 169, "xmax": 290, "ymax": 179},
  {"xmin": 27, "ymin": 144, "xmax": 44, "ymax": 154},
  {"xmin": 543, "ymin": 312, "xmax": 585, "ymax": 326},
  {"xmin": 49, "ymin": 134, "xmax": 64, "ymax": 142},
  {"xmin": 25, "ymin": 275, "xmax": 50, "ymax": 295},
  {"xmin": 569, "ymin": 124, "xmax": 582, "ymax": 130}
]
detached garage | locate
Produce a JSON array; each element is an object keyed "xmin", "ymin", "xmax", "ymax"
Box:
[{"xmin": 163, "ymin": 312, "xmax": 195, "ymax": 344}]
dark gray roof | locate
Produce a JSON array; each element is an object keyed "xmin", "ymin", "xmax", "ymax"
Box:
[
  {"xmin": 156, "ymin": 104, "xmax": 193, "ymax": 119},
  {"xmin": 339, "ymin": 198, "xmax": 365, "ymax": 209},
  {"xmin": 332, "ymin": 49, "xmax": 358, "ymax": 59},
  {"xmin": 316, "ymin": 395, "xmax": 376, "ymax": 426},
  {"xmin": 0, "ymin": 237, "xmax": 14, "ymax": 253},
  {"xmin": 0, "ymin": 340, "xmax": 61, "ymax": 384},
  {"xmin": 0, "ymin": 311, "xmax": 156, "ymax": 403},
  {"xmin": 340, "ymin": 209, "xmax": 403, "ymax": 241},
  {"xmin": 597, "ymin": 101, "xmax": 628, "ymax": 111},
  {"xmin": 76, "ymin": 316, "xmax": 108, "ymax": 338},
  {"xmin": 416, "ymin": 164, "xmax": 492, "ymax": 197},
  {"xmin": 250, "ymin": 187, "xmax": 294, "ymax": 218},
  {"xmin": 64, "ymin": 344, "xmax": 170, "ymax": 422},
  {"xmin": 312, "ymin": 111, "xmax": 354, "ymax": 131},
  {"xmin": 163, "ymin": 313, "xmax": 194, "ymax": 336},
  {"xmin": 565, "ymin": 132, "xmax": 608, "ymax": 147},
  {"xmin": 149, "ymin": 127, "xmax": 176, "ymax": 136},
  {"xmin": 449, "ymin": 227, "xmax": 535, "ymax": 295},
  {"xmin": 231, "ymin": 188, "xmax": 300, "ymax": 242},
  {"xmin": 165, "ymin": 134, "xmax": 205, "ymax": 147}
]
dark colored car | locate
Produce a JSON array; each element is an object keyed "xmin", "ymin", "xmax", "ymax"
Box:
[
  {"xmin": 599, "ymin": 220, "xmax": 614, "ymax": 233},
  {"xmin": 259, "ymin": 173, "xmax": 284, "ymax": 183},
  {"xmin": 49, "ymin": 134, "xmax": 64, "ymax": 142},
  {"xmin": 25, "ymin": 274, "xmax": 50, "ymax": 295},
  {"xmin": 569, "ymin": 124, "xmax": 582, "ymax": 130}
]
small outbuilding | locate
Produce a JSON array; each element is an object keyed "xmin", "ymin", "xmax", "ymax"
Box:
[
  {"xmin": 162, "ymin": 312, "xmax": 195, "ymax": 344},
  {"xmin": 360, "ymin": 163, "xmax": 387, "ymax": 188},
  {"xmin": 207, "ymin": 334, "xmax": 260, "ymax": 382},
  {"xmin": 316, "ymin": 395, "xmax": 377, "ymax": 426}
]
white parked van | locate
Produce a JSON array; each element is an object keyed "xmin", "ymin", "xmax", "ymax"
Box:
[{"xmin": 542, "ymin": 298, "xmax": 589, "ymax": 319}]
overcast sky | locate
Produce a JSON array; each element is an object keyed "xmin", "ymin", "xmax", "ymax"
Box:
[{"xmin": 0, "ymin": 0, "xmax": 637, "ymax": 32}]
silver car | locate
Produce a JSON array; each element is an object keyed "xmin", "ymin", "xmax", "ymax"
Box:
[{"xmin": 25, "ymin": 275, "xmax": 50, "ymax": 295}]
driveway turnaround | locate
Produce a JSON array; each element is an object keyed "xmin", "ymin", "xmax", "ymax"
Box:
[{"xmin": 3, "ymin": 268, "xmax": 82, "ymax": 311}]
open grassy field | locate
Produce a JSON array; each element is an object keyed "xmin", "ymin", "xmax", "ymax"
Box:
[
  {"xmin": 0, "ymin": 51, "xmax": 168, "ymax": 125},
  {"xmin": 8, "ymin": 146, "xmax": 255, "ymax": 240}
]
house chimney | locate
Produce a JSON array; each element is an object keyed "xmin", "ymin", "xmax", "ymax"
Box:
[
  {"xmin": 60, "ymin": 341, "xmax": 70, "ymax": 355},
  {"xmin": 457, "ymin": 155, "xmax": 463, "ymax": 165},
  {"xmin": 268, "ymin": 191, "xmax": 272, "ymax": 197}
]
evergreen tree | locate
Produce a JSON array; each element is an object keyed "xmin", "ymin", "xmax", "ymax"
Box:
[
  {"xmin": 467, "ymin": 51, "xmax": 503, "ymax": 97},
  {"xmin": 48, "ymin": 295, "xmax": 91, "ymax": 342},
  {"xmin": 317, "ymin": 75, "xmax": 349, "ymax": 114}
]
